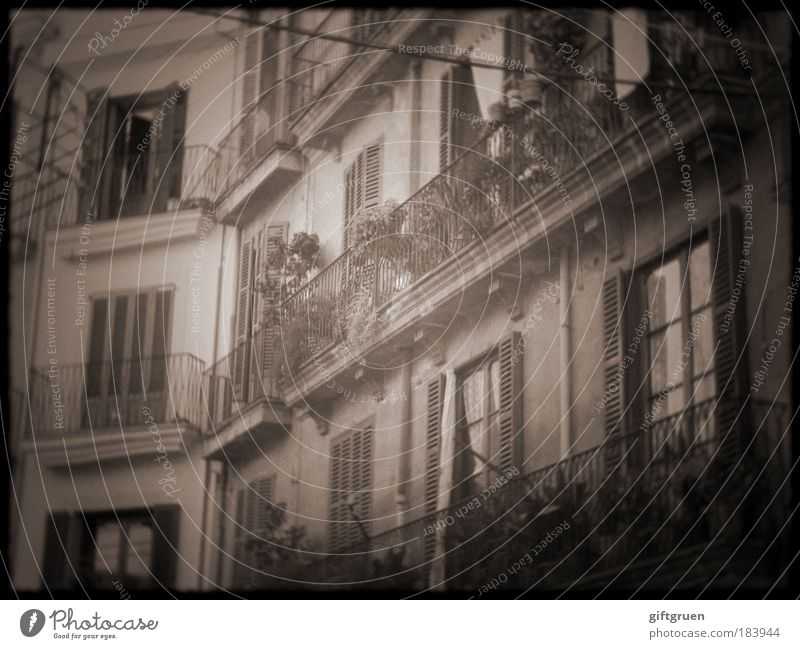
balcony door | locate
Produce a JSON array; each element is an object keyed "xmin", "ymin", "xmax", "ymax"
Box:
[{"xmin": 84, "ymin": 288, "xmax": 173, "ymax": 429}]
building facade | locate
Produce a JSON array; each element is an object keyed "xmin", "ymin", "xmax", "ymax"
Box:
[{"xmin": 8, "ymin": 8, "xmax": 793, "ymax": 593}]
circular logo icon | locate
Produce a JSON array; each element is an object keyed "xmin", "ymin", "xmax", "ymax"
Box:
[{"xmin": 20, "ymin": 609, "xmax": 46, "ymax": 637}]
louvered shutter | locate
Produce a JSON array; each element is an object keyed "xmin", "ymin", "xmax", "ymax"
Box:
[
  {"xmin": 439, "ymin": 69, "xmax": 454, "ymax": 171},
  {"xmin": 78, "ymin": 88, "xmax": 111, "ymax": 220},
  {"xmin": 710, "ymin": 206, "xmax": 748, "ymax": 469},
  {"xmin": 343, "ymin": 165, "xmax": 356, "ymax": 251},
  {"xmin": 602, "ymin": 271, "xmax": 627, "ymax": 471},
  {"xmin": 451, "ymin": 65, "xmax": 483, "ymax": 152},
  {"xmin": 502, "ymin": 12, "xmax": 524, "ymax": 91},
  {"xmin": 424, "ymin": 375, "xmax": 445, "ymax": 561},
  {"xmin": 239, "ymin": 29, "xmax": 261, "ymax": 159},
  {"xmin": 152, "ymin": 85, "xmax": 186, "ymax": 214},
  {"xmin": 254, "ymin": 223, "xmax": 288, "ymax": 397},
  {"xmin": 497, "ymin": 331, "xmax": 523, "ymax": 473},
  {"xmin": 232, "ymin": 488, "xmax": 246, "ymax": 587},
  {"xmin": 363, "ymin": 143, "xmax": 382, "ymax": 208},
  {"xmin": 329, "ymin": 426, "xmax": 373, "ymax": 552},
  {"xmin": 233, "ymin": 239, "xmax": 253, "ymax": 400}
]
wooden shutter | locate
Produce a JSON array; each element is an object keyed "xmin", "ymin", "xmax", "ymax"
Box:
[
  {"xmin": 451, "ymin": 65, "xmax": 482, "ymax": 151},
  {"xmin": 363, "ymin": 143, "xmax": 382, "ymax": 208},
  {"xmin": 152, "ymin": 85, "xmax": 186, "ymax": 214},
  {"xmin": 497, "ymin": 331, "xmax": 523, "ymax": 473},
  {"xmin": 79, "ymin": 88, "xmax": 111, "ymax": 220},
  {"xmin": 329, "ymin": 426, "xmax": 374, "ymax": 552},
  {"xmin": 710, "ymin": 206, "xmax": 748, "ymax": 468},
  {"xmin": 424, "ymin": 375, "xmax": 445, "ymax": 561},
  {"xmin": 602, "ymin": 271, "xmax": 627, "ymax": 471},
  {"xmin": 439, "ymin": 69, "xmax": 454, "ymax": 171},
  {"xmin": 232, "ymin": 487, "xmax": 247, "ymax": 587},
  {"xmin": 233, "ymin": 239, "xmax": 253, "ymax": 400},
  {"xmin": 42, "ymin": 512, "xmax": 71, "ymax": 589},
  {"xmin": 240, "ymin": 29, "xmax": 261, "ymax": 159},
  {"xmin": 151, "ymin": 505, "xmax": 180, "ymax": 587},
  {"xmin": 256, "ymin": 223, "xmax": 288, "ymax": 397},
  {"xmin": 502, "ymin": 12, "xmax": 524, "ymax": 91}
]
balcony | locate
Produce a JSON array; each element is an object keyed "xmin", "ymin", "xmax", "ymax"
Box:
[
  {"xmin": 38, "ymin": 144, "xmax": 219, "ymax": 230},
  {"xmin": 299, "ymin": 398, "xmax": 790, "ymax": 591},
  {"xmin": 25, "ymin": 353, "xmax": 205, "ymax": 466},
  {"xmin": 202, "ymin": 327, "xmax": 292, "ymax": 460},
  {"xmin": 277, "ymin": 25, "xmax": 761, "ymax": 388}
]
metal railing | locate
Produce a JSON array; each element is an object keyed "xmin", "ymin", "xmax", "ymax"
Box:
[
  {"xmin": 28, "ymin": 353, "xmax": 205, "ymax": 434},
  {"xmin": 302, "ymin": 398, "xmax": 790, "ymax": 589},
  {"xmin": 288, "ymin": 9, "xmax": 398, "ymax": 119},
  {"xmin": 204, "ymin": 327, "xmax": 281, "ymax": 428}
]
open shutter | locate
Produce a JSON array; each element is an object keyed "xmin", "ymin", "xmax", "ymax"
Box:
[
  {"xmin": 497, "ymin": 331, "xmax": 523, "ymax": 473},
  {"xmin": 502, "ymin": 12, "xmax": 524, "ymax": 91},
  {"xmin": 42, "ymin": 512, "xmax": 71, "ymax": 589},
  {"xmin": 439, "ymin": 69, "xmax": 454, "ymax": 171},
  {"xmin": 451, "ymin": 65, "xmax": 482, "ymax": 152},
  {"xmin": 602, "ymin": 271, "xmax": 627, "ymax": 471},
  {"xmin": 152, "ymin": 85, "xmax": 186, "ymax": 213},
  {"xmin": 78, "ymin": 88, "xmax": 111, "ymax": 220},
  {"xmin": 254, "ymin": 223, "xmax": 288, "ymax": 398},
  {"xmin": 239, "ymin": 29, "xmax": 261, "ymax": 159},
  {"xmin": 151, "ymin": 505, "xmax": 180, "ymax": 587},
  {"xmin": 233, "ymin": 239, "xmax": 253, "ymax": 400},
  {"xmin": 363, "ymin": 143, "xmax": 382, "ymax": 208},
  {"xmin": 710, "ymin": 206, "xmax": 748, "ymax": 468},
  {"xmin": 424, "ymin": 374, "xmax": 445, "ymax": 561}
]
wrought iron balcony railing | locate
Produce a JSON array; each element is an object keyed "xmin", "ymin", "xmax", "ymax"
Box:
[
  {"xmin": 298, "ymin": 398, "xmax": 790, "ymax": 590},
  {"xmin": 278, "ymin": 26, "xmax": 755, "ymax": 369},
  {"xmin": 288, "ymin": 9, "xmax": 398, "ymax": 120},
  {"xmin": 28, "ymin": 353, "xmax": 205, "ymax": 434},
  {"xmin": 203, "ymin": 327, "xmax": 281, "ymax": 428}
]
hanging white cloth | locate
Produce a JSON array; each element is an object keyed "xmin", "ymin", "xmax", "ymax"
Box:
[{"xmin": 428, "ymin": 369, "xmax": 457, "ymax": 589}]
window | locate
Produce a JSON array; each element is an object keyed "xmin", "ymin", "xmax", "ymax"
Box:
[
  {"xmin": 239, "ymin": 24, "xmax": 282, "ymax": 159},
  {"xmin": 328, "ymin": 425, "xmax": 374, "ymax": 552},
  {"xmin": 80, "ymin": 85, "xmax": 187, "ymax": 220},
  {"xmin": 232, "ymin": 476, "xmax": 276, "ymax": 589},
  {"xmin": 454, "ymin": 353, "xmax": 502, "ymax": 499},
  {"xmin": 643, "ymin": 239, "xmax": 716, "ymax": 422},
  {"xmin": 439, "ymin": 65, "xmax": 483, "ymax": 171},
  {"xmin": 85, "ymin": 288, "xmax": 173, "ymax": 427},
  {"xmin": 91, "ymin": 516, "xmax": 155, "ymax": 589},
  {"xmin": 343, "ymin": 143, "xmax": 382, "ymax": 250}
]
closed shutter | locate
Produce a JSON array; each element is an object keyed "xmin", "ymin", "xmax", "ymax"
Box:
[
  {"xmin": 233, "ymin": 476, "xmax": 276, "ymax": 589},
  {"xmin": 439, "ymin": 69, "xmax": 454, "ymax": 171},
  {"xmin": 497, "ymin": 331, "xmax": 523, "ymax": 473},
  {"xmin": 602, "ymin": 271, "xmax": 627, "ymax": 471},
  {"xmin": 233, "ymin": 239, "xmax": 253, "ymax": 400},
  {"xmin": 710, "ymin": 206, "xmax": 748, "ymax": 468},
  {"xmin": 78, "ymin": 88, "xmax": 111, "ymax": 219},
  {"xmin": 232, "ymin": 488, "xmax": 247, "ymax": 587},
  {"xmin": 424, "ymin": 375, "xmax": 445, "ymax": 561},
  {"xmin": 329, "ymin": 426, "xmax": 374, "ymax": 552},
  {"xmin": 150, "ymin": 505, "xmax": 179, "ymax": 587},
  {"xmin": 239, "ymin": 29, "xmax": 261, "ymax": 159},
  {"xmin": 363, "ymin": 143, "xmax": 382, "ymax": 208},
  {"xmin": 343, "ymin": 145, "xmax": 381, "ymax": 250},
  {"xmin": 152, "ymin": 84, "xmax": 186, "ymax": 214}
]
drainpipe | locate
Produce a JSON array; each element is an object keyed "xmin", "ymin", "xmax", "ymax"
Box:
[
  {"xmin": 396, "ymin": 347, "xmax": 413, "ymax": 526},
  {"xmin": 559, "ymin": 246, "xmax": 572, "ymax": 458}
]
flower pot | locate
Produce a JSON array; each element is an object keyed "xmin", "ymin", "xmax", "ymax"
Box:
[
  {"xmin": 487, "ymin": 101, "xmax": 508, "ymax": 124},
  {"xmin": 519, "ymin": 76, "xmax": 544, "ymax": 107}
]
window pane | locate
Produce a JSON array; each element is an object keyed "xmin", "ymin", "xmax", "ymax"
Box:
[
  {"xmin": 462, "ymin": 368, "xmax": 485, "ymax": 424},
  {"xmin": 649, "ymin": 321, "xmax": 685, "ymax": 394},
  {"xmin": 689, "ymin": 241, "xmax": 712, "ymax": 310},
  {"xmin": 124, "ymin": 521, "xmax": 154, "ymax": 580},
  {"xmin": 646, "ymin": 257, "xmax": 683, "ymax": 328},
  {"xmin": 93, "ymin": 522, "xmax": 121, "ymax": 574},
  {"xmin": 692, "ymin": 373, "xmax": 717, "ymax": 404},
  {"xmin": 691, "ymin": 309, "xmax": 715, "ymax": 377},
  {"xmin": 649, "ymin": 385, "xmax": 685, "ymax": 420}
]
